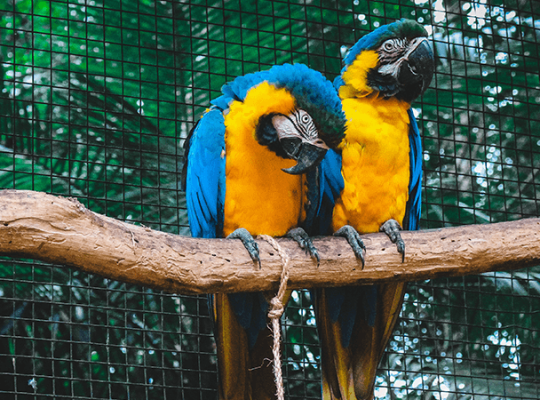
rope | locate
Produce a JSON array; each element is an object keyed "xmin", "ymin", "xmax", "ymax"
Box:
[{"xmin": 259, "ymin": 235, "xmax": 290, "ymax": 400}]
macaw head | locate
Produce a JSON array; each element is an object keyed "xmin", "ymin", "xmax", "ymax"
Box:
[
  {"xmin": 254, "ymin": 108, "xmax": 327, "ymax": 174},
  {"xmin": 215, "ymin": 63, "xmax": 346, "ymax": 175},
  {"xmin": 255, "ymin": 89, "xmax": 346, "ymax": 174},
  {"xmin": 337, "ymin": 19, "xmax": 435, "ymax": 103}
]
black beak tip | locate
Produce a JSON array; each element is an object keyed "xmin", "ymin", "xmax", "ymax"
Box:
[
  {"xmin": 282, "ymin": 164, "xmax": 309, "ymax": 175},
  {"xmin": 281, "ymin": 143, "xmax": 328, "ymax": 175}
]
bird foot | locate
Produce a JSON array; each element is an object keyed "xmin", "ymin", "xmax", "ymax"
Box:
[
  {"xmin": 286, "ymin": 227, "xmax": 320, "ymax": 267},
  {"xmin": 379, "ymin": 219, "xmax": 405, "ymax": 263},
  {"xmin": 334, "ymin": 225, "xmax": 366, "ymax": 269},
  {"xmin": 227, "ymin": 228, "xmax": 261, "ymax": 269}
]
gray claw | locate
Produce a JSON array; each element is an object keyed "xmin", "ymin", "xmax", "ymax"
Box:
[
  {"xmin": 334, "ymin": 225, "xmax": 366, "ymax": 269},
  {"xmin": 397, "ymin": 242, "xmax": 405, "ymax": 263},
  {"xmin": 227, "ymin": 228, "xmax": 261, "ymax": 268},
  {"xmin": 287, "ymin": 227, "xmax": 320, "ymax": 267},
  {"xmin": 380, "ymin": 219, "xmax": 405, "ymax": 263}
]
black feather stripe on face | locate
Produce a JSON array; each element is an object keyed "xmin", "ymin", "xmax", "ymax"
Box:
[
  {"xmin": 290, "ymin": 110, "xmax": 318, "ymax": 142},
  {"xmin": 293, "ymin": 94, "xmax": 345, "ymax": 149}
]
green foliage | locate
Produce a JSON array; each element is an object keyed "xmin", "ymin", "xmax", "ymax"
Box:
[{"xmin": 0, "ymin": 0, "xmax": 539, "ymax": 398}]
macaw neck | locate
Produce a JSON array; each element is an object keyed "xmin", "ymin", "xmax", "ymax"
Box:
[{"xmin": 338, "ymin": 81, "xmax": 414, "ymax": 106}]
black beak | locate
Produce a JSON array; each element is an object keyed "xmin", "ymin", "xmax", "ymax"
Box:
[
  {"xmin": 280, "ymin": 137, "xmax": 302, "ymax": 159},
  {"xmin": 398, "ymin": 40, "xmax": 434, "ymax": 100},
  {"xmin": 281, "ymin": 142, "xmax": 328, "ymax": 175}
]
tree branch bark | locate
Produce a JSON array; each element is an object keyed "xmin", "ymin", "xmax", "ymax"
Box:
[{"xmin": 0, "ymin": 189, "xmax": 538, "ymax": 294}]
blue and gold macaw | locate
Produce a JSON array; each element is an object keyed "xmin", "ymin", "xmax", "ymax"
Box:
[
  {"xmin": 312, "ymin": 19, "xmax": 435, "ymax": 399},
  {"xmin": 182, "ymin": 63, "xmax": 347, "ymax": 400}
]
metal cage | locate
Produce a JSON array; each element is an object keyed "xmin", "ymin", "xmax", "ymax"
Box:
[{"xmin": 0, "ymin": 0, "xmax": 539, "ymax": 398}]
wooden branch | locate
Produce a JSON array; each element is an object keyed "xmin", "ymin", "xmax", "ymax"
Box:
[{"xmin": 0, "ymin": 189, "xmax": 538, "ymax": 295}]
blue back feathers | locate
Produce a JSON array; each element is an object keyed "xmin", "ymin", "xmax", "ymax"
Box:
[{"xmin": 212, "ymin": 63, "xmax": 343, "ymax": 119}]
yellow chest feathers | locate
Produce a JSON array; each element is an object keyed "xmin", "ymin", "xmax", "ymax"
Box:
[
  {"xmin": 222, "ymin": 83, "xmax": 307, "ymax": 237},
  {"xmin": 332, "ymin": 96, "xmax": 412, "ymax": 233}
]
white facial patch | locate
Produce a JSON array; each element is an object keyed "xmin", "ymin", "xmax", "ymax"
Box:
[
  {"xmin": 272, "ymin": 114, "xmax": 300, "ymax": 140},
  {"xmin": 378, "ymin": 36, "xmax": 429, "ymax": 78},
  {"xmin": 272, "ymin": 109, "xmax": 328, "ymax": 149}
]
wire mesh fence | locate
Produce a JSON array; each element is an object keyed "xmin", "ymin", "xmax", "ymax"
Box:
[{"xmin": 0, "ymin": 0, "xmax": 539, "ymax": 398}]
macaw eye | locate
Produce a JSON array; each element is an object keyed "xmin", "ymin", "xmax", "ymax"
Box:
[
  {"xmin": 383, "ymin": 40, "xmax": 396, "ymax": 51},
  {"xmin": 301, "ymin": 113, "xmax": 311, "ymax": 124},
  {"xmin": 295, "ymin": 109, "xmax": 314, "ymax": 128}
]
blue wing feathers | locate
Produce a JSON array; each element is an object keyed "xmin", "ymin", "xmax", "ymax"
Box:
[
  {"xmin": 228, "ymin": 292, "xmax": 269, "ymax": 349},
  {"xmin": 405, "ymin": 108, "xmax": 422, "ymax": 231},
  {"xmin": 325, "ymin": 287, "xmax": 346, "ymax": 323},
  {"xmin": 321, "ymin": 151, "xmax": 345, "ymax": 208},
  {"xmin": 316, "ymin": 150, "xmax": 344, "ymax": 235},
  {"xmin": 228, "ymin": 293, "xmax": 252, "ymax": 329},
  {"xmin": 185, "ymin": 108, "xmax": 226, "ymax": 239},
  {"xmin": 302, "ymin": 150, "xmax": 344, "ymax": 236}
]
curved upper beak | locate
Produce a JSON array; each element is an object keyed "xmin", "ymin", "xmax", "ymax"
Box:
[
  {"xmin": 398, "ymin": 38, "xmax": 434, "ymax": 96},
  {"xmin": 281, "ymin": 140, "xmax": 328, "ymax": 175}
]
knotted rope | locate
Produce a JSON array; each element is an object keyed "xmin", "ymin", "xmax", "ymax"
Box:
[{"xmin": 259, "ymin": 235, "xmax": 290, "ymax": 400}]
